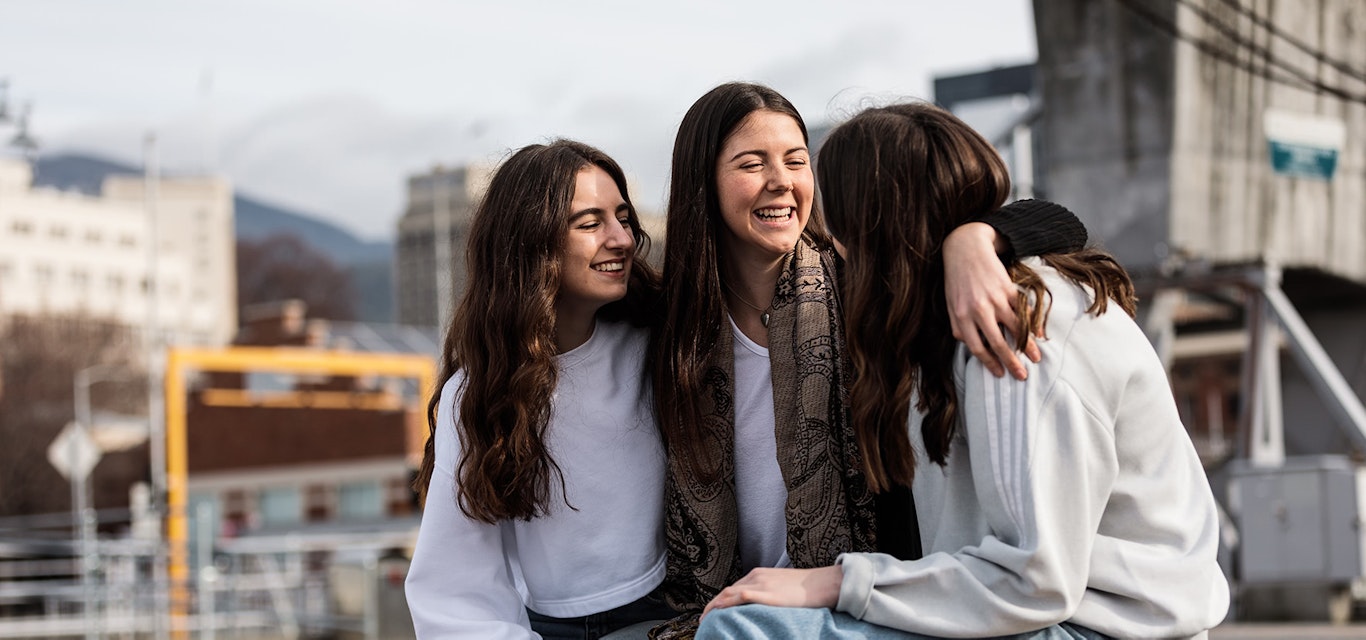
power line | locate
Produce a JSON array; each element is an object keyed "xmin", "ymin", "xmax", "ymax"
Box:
[
  {"xmin": 1208, "ymin": 0, "xmax": 1366, "ymax": 83},
  {"xmin": 1112, "ymin": 0, "xmax": 1366, "ymax": 105},
  {"xmin": 1171, "ymin": 0, "xmax": 1330, "ymax": 92},
  {"xmin": 1174, "ymin": 0, "xmax": 1366, "ymax": 89}
]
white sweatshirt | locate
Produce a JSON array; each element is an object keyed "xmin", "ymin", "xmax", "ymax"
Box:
[
  {"xmin": 837, "ymin": 261, "xmax": 1229, "ymax": 639},
  {"xmin": 405, "ymin": 320, "xmax": 667, "ymax": 640}
]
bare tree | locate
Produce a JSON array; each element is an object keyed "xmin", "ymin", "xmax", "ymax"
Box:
[
  {"xmin": 0, "ymin": 315, "xmax": 147, "ymax": 516},
  {"xmin": 237, "ymin": 234, "xmax": 358, "ymax": 321}
]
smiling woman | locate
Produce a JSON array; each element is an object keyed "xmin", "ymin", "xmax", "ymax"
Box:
[
  {"xmin": 714, "ymin": 110, "xmax": 813, "ymax": 265},
  {"xmin": 554, "ymin": 166, "xmax": 638, "ymax": 350},
  {"xmin": 405, "ymin": 140, "xmax": 672, "ymax": 640},
  {"xmin": 649, "ymin": 82, "xmax": 1090, "ymax": 638},
  {"xmin": 694, "ymin": 101, "xmax": 1228, "ymax": 640}
]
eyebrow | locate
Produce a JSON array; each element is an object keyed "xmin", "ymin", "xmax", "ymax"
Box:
[
  {"xmin": 727, "ymin": 146, "xmax": 809, "ymax": 163},
  {"xmin": 569, "ymin": 203, "xmax": 631, "ymax": 221}
]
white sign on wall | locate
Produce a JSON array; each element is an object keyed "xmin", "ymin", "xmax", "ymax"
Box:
[{"xmin": 1264, "ymin": 109, "xmax": 1346, "ymax": 181}]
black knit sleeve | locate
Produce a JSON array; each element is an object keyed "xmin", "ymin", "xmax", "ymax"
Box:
[{"xmin": 974, "ymin": 198, "xmax": 1088, "ymax": 262}]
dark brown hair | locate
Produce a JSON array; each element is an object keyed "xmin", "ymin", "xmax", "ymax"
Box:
[
  {"xmin": 817, "ymin": 103, "xmax": 1136, "ymax": 492},
  {"xmin": 652, "ymin": 82, "xmax": 830, "ymax": 481},
  {"xmin": 414, "ymin": 139, "xmax": 661, "ymax": 522}
]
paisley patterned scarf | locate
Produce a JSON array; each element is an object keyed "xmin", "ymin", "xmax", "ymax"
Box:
[{"xmin": 652, "ymin": 238, "xmax": 879, "ymax": 639}]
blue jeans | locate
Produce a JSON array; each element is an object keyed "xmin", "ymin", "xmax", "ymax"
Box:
[
  {"xmin": 527, "ymin": 590, "xmax": 676, "ymax": 640},
  {"xmin": 696, "ymin": 604, "xmax": 1112, "ymax": 640}
]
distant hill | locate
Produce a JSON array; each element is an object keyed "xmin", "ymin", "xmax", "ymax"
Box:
[
  {"xmin": 32, "ymin": 152, "xmax": 395, "ymax": 323},
  {"xmin": 234, "ymin": 196, "xmax": 391, "ymax": 265}
]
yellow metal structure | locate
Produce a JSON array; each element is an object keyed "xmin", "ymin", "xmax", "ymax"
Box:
[{"xmin": 163, "ymin": 347, "xmax": 436, "ymax": 636}]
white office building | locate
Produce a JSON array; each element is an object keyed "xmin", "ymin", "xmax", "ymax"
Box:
[{"xmin": 0, "ymin": 153, "xmax": 236, "ymax": 346}]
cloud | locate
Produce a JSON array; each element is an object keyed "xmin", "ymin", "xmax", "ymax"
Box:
[
  {"xmin": 754, "ymin": 23, "xmax": 929, "ymax": 123},
  {"xmin": 215, "ymin": 95, "xmax": 478, "ymax": 238},
  {"xmin": 25, "ymin": 2, "xmax": 1038, "ymax": 242}
]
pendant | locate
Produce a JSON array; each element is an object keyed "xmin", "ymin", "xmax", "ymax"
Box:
[{"xmin": 760, "ymin": 312, "xmax": 771, "ymax": 328}]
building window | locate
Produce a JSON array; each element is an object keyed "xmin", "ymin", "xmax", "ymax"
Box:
[
  {"xmin": 85, "ymin": 230, "xmax": 102, "ymax": 244},
  {"xmin": 10, "ymin": 220, "xmax": 32, "ymax": 235},
  {"xmin": 305, "ymin": 484, "xmax": 333, "ymax": 522},
  {"xmin": 71, "ymin": 270, "xmax": 89, "ymax": 287},
  {"xmin": 338, "ymin": 481, "xmax": 383, "ymax": 521},
  {"xmin": 107, "ymin": 274, "xmax": 125, "ymax": 291},
  {"xmin": 386, "ymin": 476, "xmax": 415, "ymax": 517},
  {"xmin": 1170, "ymin": 354, "xmax": 1240, "ymax": 463},
  {"xmin": 222, "ymin": 490, "xmax": 250, "ymax": 535},
  {"xmin": 187, "ymin": 494, "xmax": 221, "ymax": 554},
  {"xmin": 258, "ymin": 487, "xmax": 301, "ymax": 527},
  {"xmin": 119, "ymin": 235, "xmax": 137, "ymax": 248},
  {"xmin": 50, "ymin": 225, "xmax": 68, "ymax": 240},
  {"xmin": 34, "ymin": 264, "xmax": 53, "ymax": 284}
]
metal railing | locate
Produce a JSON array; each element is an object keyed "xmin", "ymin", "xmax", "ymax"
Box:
[{"xmin": 0, "ymin": 510, "xmax": 417, "ymax": 640}]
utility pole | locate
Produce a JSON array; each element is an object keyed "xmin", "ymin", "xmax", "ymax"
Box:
[
  {"xmin": 144, "ymin": 132, "xmax": 170, "ymax": 640},
  {"xmin": 73, "ymin": 364, "xmax": 125, "ymax": 640}
]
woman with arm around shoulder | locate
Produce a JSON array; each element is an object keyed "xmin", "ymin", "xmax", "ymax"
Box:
[
  {"xmin": 650, "ymin": 82, "xmax": 1092, "ymax": 636},
  {"xmin": 405, "ymin": 140, "xmax": 674, "ymax": 639},
  {"xmin": 696, "ymin": 103, "xmax": 1230, "ymax": 639}
]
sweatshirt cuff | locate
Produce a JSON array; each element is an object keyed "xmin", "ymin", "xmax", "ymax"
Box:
[
  {"xmin": 834, "ymin": 553, "xmax": 875, "ymax": 620},
  {"xmin": 974, "ymin": 198, "xmax": 1088, "ymax": 263}
]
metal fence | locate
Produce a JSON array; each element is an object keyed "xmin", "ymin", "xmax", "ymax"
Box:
[{"xmin": 0, "ymin": 509, "xmax": 417, "ymax": 640}]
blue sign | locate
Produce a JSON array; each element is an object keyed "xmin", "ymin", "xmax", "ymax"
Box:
[{"xmin": 1268, "ymin": 141, "xmax": 1339, "ymax": 181}]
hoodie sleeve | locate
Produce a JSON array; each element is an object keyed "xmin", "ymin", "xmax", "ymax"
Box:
[
  {"xmin": 835, "ymin": 355, "xmax": 1117, "ymax": 636},
  {"xmin": 976, "ymin": 199, "xmax": 1088, "ymax": 262},
  {"xmin": 405, "ymin": 375, "xmax": 537, "ymax": 640}
]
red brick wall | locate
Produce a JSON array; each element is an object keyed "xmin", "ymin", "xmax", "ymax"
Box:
[{"xmin": 187, "ymin": 397, "xmax": 415, "ymax": 472}]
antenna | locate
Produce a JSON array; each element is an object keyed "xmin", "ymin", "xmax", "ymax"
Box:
[
  {"xmin": 0, "ymin": 79, "xmax": 11, "ymax": 124},
  {"xmin": 8, "ymin": 101, "xmax": 38, "ymax": 155}
]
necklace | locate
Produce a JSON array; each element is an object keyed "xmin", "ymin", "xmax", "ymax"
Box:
[{"xmin": 722, "ymin": 279, "xmax": 773, "ymax": 328}]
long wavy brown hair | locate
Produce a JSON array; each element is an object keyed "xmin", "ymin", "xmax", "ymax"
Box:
[
  {"xmin": 413, "ymin": 140, "xmax": 662, "ymax": 523},
  {"xmin": 817, "ymin": 103, "xmax": 1137, "ymax": 492},
  {"xmin": 652, "ymin": 82, "xmax": 833, "ymax": 482}
]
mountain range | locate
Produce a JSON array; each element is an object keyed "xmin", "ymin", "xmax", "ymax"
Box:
[{"xmin": 31, "ymin": 153, "xmax": 395, "ymax": 323}]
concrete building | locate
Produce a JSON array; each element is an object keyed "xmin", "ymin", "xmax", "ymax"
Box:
[
  {"xmin": 1031, "ymin": 0, "xmax": 1366, "ymax": 619},
  {"xmin": 184, "ymin": 301, "xmax": 434, "ymax": 537},
  {"xmin": 1032, "ymin": 0, "xmax": 1366, "ymax": 452},
  {"xmin": 1034, "ymin": 0, "xmax": 1365, "ymax": 276},
  {"xmin": 0, "ymin": 153, "xmax": 237, "ymax": 346},
  {"xmin": 394, "ymin": 165, "xmax": 489, "ymax": 328}
]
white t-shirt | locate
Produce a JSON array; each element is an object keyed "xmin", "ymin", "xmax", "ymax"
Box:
[
  {"xmin": 405, "ymin": 320, "xmax": 666, "ymax": 639},
  {"xmin": 729, "ymin": 315, "xmax": 791, "ymax": 571}
]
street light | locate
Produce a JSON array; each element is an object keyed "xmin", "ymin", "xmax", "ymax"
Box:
[{"xmin": 72, "ymin": 362, "xmax": 128, "ymax": 640}]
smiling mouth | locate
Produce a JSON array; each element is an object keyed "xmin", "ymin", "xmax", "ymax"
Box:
[
  {"xmin": 592, "ymin": 260, "xmax": 626, "ymax": 273},
  {"xmin": 755, "ymin": 207, "xmax": 794, "ymax": 221}
]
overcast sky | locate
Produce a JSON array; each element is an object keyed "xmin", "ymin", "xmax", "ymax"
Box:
[{"xmin": 1, "ymin": 1, "xmax": 1038, "ymax": 241}]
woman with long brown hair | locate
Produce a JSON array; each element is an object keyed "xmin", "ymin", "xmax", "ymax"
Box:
[
  {"xmin": 405, "ymin": 139, "xmax": 672, "ymax": 639},
  {"xmin": 695, "ymin": 103, "xmax": 1228, "ymax": 639},
  {"xmin": 649, "ymin": 83, "xmax": 1090, "ymax": 636}
]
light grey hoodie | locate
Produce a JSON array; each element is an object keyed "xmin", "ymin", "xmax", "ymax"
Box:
[{"xmin": 837, "ymin": 260, "xmax": 1229, "ymax": 639}]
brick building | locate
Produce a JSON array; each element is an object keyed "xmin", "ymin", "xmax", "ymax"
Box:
[{"xmin": 183, "ymin": 300, "xmax": 437, "ymax": 538}]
